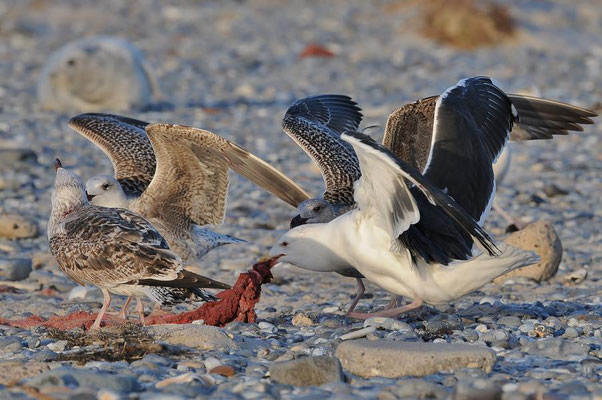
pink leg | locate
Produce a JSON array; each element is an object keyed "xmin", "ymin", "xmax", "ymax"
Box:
[
  {"xmin": 384, "ymin": 295, "xmax": 403, "ymax": 310},
  {"xmin": 347, "ymin": 298, "xmax": 423, "ymax": 320},
  {"xmin": 91, "ymin": 288, "xmax": 112, "ymax": 330},
  {"xmin": 136, "ymin": 297, "xmax": 146, "ymax": 325},
  {"xmin": 346, "ymin": 278, "xmax": 365, "ymax": 314},
  {"xmin": 116, "ymin": 296, "xmax": 133, "ymax": 320}
]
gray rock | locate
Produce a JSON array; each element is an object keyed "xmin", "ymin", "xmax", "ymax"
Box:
[
  {"xmin": 521, "ymin": 338, "xmax": 591, "ymax": 361},
  {"xmin": 147, "ymin": 324, "xmax": 237, "ymax": 351},
  {"xmin": 0, "ymin": 214, "xmax": 38, "ymax": 239},
  {"xmin": 424, "ymin": 314, "xmax": 463, "ymax": 335},
  {"xmin": 495, "ymin": 221, "xmax": 562, "ymax": 283},
  {"xmin": 29, "ymin": 368, "xmax": 142, "ymax": 392},
  {"xmin": 0, "ymin": 257, "xmax": 32, "ymax": 281},
  {"xmin": 46, "ymin": 339, "xmax": 69, "ymax": 352},
  {"xmin": 0, "ymin": 337, "xmax": 23, "ymax": 353},
  {"xmin": 30, "ymin": 350, "xmax": 59, "ymax": 362},
  {"xmin": 497, "ymin": 316, "xmax": 522, "ymax": 327},
  {"xmin": 462, "ymin": 329, "xmax": 479, "ymax": 343},
  {"xmin": 37, "ymin": 36, "xmax": 158, "ymax": 112},
  {"xmin": 335, "ymin": 339, "xmax": 496, "ymax": 378},
  {"xmin": 269, "ymin": 356, "xmax": 344, "ymax": 386}
]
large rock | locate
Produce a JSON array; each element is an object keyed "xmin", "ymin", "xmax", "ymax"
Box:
[
  {"xmin": 147, "ymin": 324, "xmax": 237, "ymax": 351},
  {"xmin": 0, "ymin": 257, "xmax": 32, "ymax": 281},
  {"xmin": 520, "ymin": 338, "xmax": 591, "ymax": 361},
  {"xmin": 37, "ymin": 36, "xmax": 158, "ymax": 112},
  {"xmin": 495, "ymin": 220, "xmax": 562, "ymax": 283},
  {"xmin": 335, "ymin": 339, "xmax": 496, "ymax": 378},
  {"xmin": 269, "ymin": 356, "xmax": 344, "ymax": 386},
  {"xmin": 0, "ymin": 214, "xmax": 38, "ymax": 239}
]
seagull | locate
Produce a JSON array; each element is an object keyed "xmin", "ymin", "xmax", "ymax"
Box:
[
  {"xmin": 281, "ymin": 85, "xmax": 596, "ymax": 314},
  {"xmin": 68, "ymin": 114, "xmax": 310, "ymax": 316},
  {"xmin": 271, "ymin": 77, "xmax": 588, "ymax": 318},
  {"xmin": 48, "ymin": 159, "xmax": 231, "ymax": 330}
]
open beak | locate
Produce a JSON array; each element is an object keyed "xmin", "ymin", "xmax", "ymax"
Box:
[
  {"xmin": 86, "ymin": 192, "xmax": 95, "ymax": 201},
  {"xmin": 290, "ymin": 214, "xmax": 308, "ymax": 229}
]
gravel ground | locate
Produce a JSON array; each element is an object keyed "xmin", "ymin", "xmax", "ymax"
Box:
[{"xmin": 0, "ymin": 0, "xmax": 601, "ymax": 398}]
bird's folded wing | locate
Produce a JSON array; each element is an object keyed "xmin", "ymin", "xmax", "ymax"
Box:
[
  {"xmin": 68, "ymin": 113, "xmax": 156, "ymax": 197},
  {"xmin": 281, "ymin": 94, "xmax": 363, "ymax": 205}
]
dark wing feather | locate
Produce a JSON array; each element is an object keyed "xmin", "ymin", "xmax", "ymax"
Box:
[
  {"xmin": 507, "ymin": 94, "xmax": 597, "ymax": 140},
  {"xmin": 282, "ymin": 95, "xmax": 363, "ymax": 205},
  {"xmin": 68, "ymin": 113, "xmax": 155, "ymax": 197}
]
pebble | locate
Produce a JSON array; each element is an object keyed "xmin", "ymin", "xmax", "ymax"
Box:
[
  {"xmin": 0, "ymin": 257, "xmax": 33, "ymax": 281},
  {"xmin": 364, "ymin": 317, "xmax": 413, "ymax": 332},
  {"xmin": 521, "ymin": 338, "xmax": 591, "ymax": 361},
  {"xmin": 269, "ymin": 356, "xmax": 344, "ymax": 386},
  {"xmin": 335, "ymin": 339, "xmax": 496, "ymax": 378},
  {"xmin": 209, "ymin": 365, "xmax": 236, "ymax": 377},
  {"xmin": 497, "ymin": 316, "xmax": 522, "ymax": 327},
  {"xmin": 46, "ymin": 340, "xmax": 69, "ymax": 352},
  {"xmin": 29, "ymin": 368, "xmax": 142, "ymax": 392},
  {"xmin": 291, "ymin": 313, "xmax": 313, "ymax": 326},
  {"xmin": 423, "ymin": 315, "xmax": 463, "ymax": 335},
  {"xmin": 340, "ymin": 326, "xmax": 376, "ymax": 341}
]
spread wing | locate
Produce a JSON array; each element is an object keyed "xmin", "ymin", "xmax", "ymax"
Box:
[
  {"xmin": 342, "ymin": 131, "xmax": 498, "ymax": 259},
  {"xmin": 281, "ymin": 95, "xmax": 363, "ymax": 205},
  {"xmin": 68, "ymin": 113, "xmax": 155, "ymax": 197}
]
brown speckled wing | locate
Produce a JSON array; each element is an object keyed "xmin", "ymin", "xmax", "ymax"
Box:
[
  {"xmin": 382, "ymin": 96, "xmax": 437, "ymax": 173},
  {"xmin": 68, "ymin": 113, "xmax": 155, "ymax": 197}
]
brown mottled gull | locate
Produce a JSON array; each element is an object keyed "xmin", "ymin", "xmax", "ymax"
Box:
[{"xmin": 47, "ymin": 159, "xmax": 230, "ymax": 330}]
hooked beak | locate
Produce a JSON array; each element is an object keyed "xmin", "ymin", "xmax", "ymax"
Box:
[
  {"xmin": 54, "ymin": 158, "xmax": 62, "ymax": 171},
  {"xmin": 290, "ymin": 214, "xmax": 308, "ymax": 229},
  {"xmin": 86, "ymin": 192, "xmax": 96, "ymax": 201}
]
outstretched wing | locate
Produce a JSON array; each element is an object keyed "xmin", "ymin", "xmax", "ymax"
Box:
[
  {"xmin": 282, "ymin": 95, "xmax": 363, "ymax": 205},
  {"xmin": 342, "ymin": 131, "xmax": 498, "ymax": 260},
  {"xmin": 68, "ymin": 113, "xmax": 155, "ymax": 197}
]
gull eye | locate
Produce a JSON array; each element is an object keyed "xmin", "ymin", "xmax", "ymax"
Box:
[
  {"xmin": 101, "ymin": 183, "xmax": 110, "ymax": 190},
  {"xmin": 281, "ymin": 241, "xmax": 288, "ymax": 247},
  {"xmin": 314, "ymin": 206, "xmax": 321, "ymax": 212}
]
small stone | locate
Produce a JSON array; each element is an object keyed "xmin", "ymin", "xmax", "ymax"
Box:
[
  {"xmin": 335, "ymin": 339, "xmax": 496, "ymax": 378},
  {"xmin": 497, "ymin": 316, "xmax": 521, "ymax": 327},
  {"xmin": 0, "ymin": 338, "xmax": 23, "ymax": 353},
  {"xmin": 209, "ymin": 365, "xmax": 236, "ymax": 377},
  {"xmin": 495, "ymin": 221, "xmax": 562, "ymax": 283},
  {"xmin": 292, "ymin": 313, "xmax": 313, "ymax": 327},
  {"xmin": 463, "ymin": 329, "xmax": 479, "ymax": 343},
  {"xmin": 258, "ymin": 321, "xmax": 276, "ymax": 332},
  {"xmin": 543, "ymin": 183, "xmax": 568, "ymax": 197},
  {"xmin": 0, "ymin": 214, "xmax": 38, "ymax": 239},
  {"xmin": 147, "ymin": 324, "xmax": 237, "ymax": 351},
  {"xmin": 475, "ymin": 324, "xmax": 488, "ymax": 333},
  {"xmin": 322, "ymin": 306, "xmax": 340, "ymax": 313},
  {"xmin": 0, "ymin": 258, "xmax": 32, "ymax": 281},
  {"xmin": 423, "ymin": 315, "xmax": 463, "ymax": 335},
  {"xmin": 364, "ymin": 317, "xmax": 412, "ymax": 332},
  {"xmin": 204, "ymin": 357, "xmax": 222, "ymax": 371},
  {"xmin": 0, "ymin": 148, "xmax": 38, "ymax": 165},
  {"xmin": 521, "ymin": 338, "xmax": 590, "ymax": 361},
  {"xmin": 560, "ymin": 269, "xmax": 588, "ymax": 285},
  {"xmin": 269, "ymin": 356, "xmax": 344, "ymax": 386},
  {"xmin": 46, "ymin": 340, "xmax": 69, "ymax": 352},
  {"xmin": 340, "ymin": 326, "xmax": 376, "ymax": 341},
  {"xmin": 563, "ymin": 327, "xmax": 579, "ymax": 338}
]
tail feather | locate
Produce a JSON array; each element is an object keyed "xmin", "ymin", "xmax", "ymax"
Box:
[
  {"xmin": 428, "ymin": 243, "xmax": 539, "ymax": 302},
  {"xmin": 145, "ymin": 286, "xmax": 219, "ymax": 306}
]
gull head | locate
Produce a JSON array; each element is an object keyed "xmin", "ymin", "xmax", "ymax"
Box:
[
  {"xmin": 85, "ymin": 175, "xmax": 128, "ymax": 207},
  {"xmin": 51, "ymin": 158, "xmax": 88, "ymax": 216},
  {"xmin": 270, "ymin": 224, "xmax": 350, "ymax": 273},
  {"xmin": 291, "ymin": 198, "xmax": 338, "ymax": 228}
]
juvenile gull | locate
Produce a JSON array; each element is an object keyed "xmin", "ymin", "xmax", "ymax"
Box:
[
  {"xmin": 272, "ymin": 77, "xmax": 547, "ymax": 318},
  {"xmin": 69, "ymin": 114, "xmax": 310, "ymax": 264},
  {"xmin": 48, "ymin": 159, "xmax": 230, "ymax": 329},
  {"xmin": 282, "ymin": 84, "xmax": 596, "ymax": 313},
  {"xmin": 69, "ymin": 114, "xmax": 309, "ymax": 315}
]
